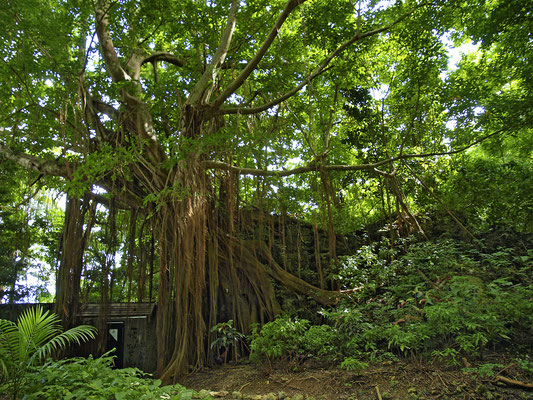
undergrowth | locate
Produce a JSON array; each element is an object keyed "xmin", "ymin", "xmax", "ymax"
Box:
[
  {"xmin": 249, "ymin": 238, "xmax": 533, "ymax": 370},
  {"xmin": 18, "ymin": 352, "xmax": 212, "ymax": 400}
]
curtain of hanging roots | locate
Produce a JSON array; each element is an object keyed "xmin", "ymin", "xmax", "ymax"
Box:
[
  {"xmin": 156, "ymin": 159, "xmax": 208, "ymax": 380},
  {"xmin": 97, "ymin": 199, "xmax": 116, "ymax": 354},
  {"xmin": 155, "ymin": 160, "xmax": 286, "ymax": 381}
]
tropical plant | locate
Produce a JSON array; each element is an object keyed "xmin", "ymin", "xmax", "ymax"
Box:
[
  {"xmin": 21, "ymin": 352, "xmax": 212, "ymax": 400},
  {"xmin": 210, "ymin": 319, "xmax": 246, "ymax": 363},
  {"xmin": 277, "ymin": 238, "xmax": 533, "ymax": 370},
  {"xmin": 0, "ymin": 306, "xmax": 97, "ymax": 400},
  {"xmin": 249, "ymin": 315, "xmax": 338, "ymax": 368},
  {"xmin": 249, "ymin": 315, "xmax": 310, "ymax": 366},
  {"xmin": 340, "ymin": 357, "xmax": 368, "ymax": 373}
]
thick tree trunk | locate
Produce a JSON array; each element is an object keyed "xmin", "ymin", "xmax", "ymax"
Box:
[
  {"xmin": 156, "ymin": 159, "xmax": 209, "ymax": 379},
  {"xmin": 155, "ymin": 154, "xmax": 283, "ymax": 381}
]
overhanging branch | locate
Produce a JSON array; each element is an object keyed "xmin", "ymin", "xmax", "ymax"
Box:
[
  {"xmin": 0, "ymin": 144, "xmax": 68, "ymax": 177},
  {"xmin": 141, "ymin": 52, "xmax": 187, "ymax": 68},
  {"xmin": 217, "ymin": 3, "xmax": 429, "ymax": 116},
  {"xmin": 213, "ymin": 0, "xmax": 307, "ymax": 109},
  {"xmin": 203, "ymin": 159, "xmax": 381, "ymax": 177},
  {"xmin": 203, "ymin": 125, "xmax": 512, "ymax": 177}
]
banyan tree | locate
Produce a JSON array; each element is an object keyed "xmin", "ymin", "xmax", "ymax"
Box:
[{"xmin": 2, "ymin": 0, "xmax": 519, "ymax": 381}]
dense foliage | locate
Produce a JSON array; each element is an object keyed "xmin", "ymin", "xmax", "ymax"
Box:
[
  {"xmin": 21, "ymin": 354, "xmax": 211, "ymax": 400},
  {"xmin": 0, "ymin": 0, "xmax": 531, "ymax": 381},
  {"xmin": 249, "ymin": 238, "xmax": 533, "ymax": 371}
]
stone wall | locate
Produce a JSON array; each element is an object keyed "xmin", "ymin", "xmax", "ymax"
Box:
[{"xmin": 239, "ymin": 210, "xmax": 363, "ymax": 288}]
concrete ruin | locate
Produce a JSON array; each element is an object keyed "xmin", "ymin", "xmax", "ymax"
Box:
[{"xmin": 0, "ymin": 302, "xmax": 158, "ymax": 372}]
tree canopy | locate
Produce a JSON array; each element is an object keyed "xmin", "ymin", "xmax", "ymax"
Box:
[{"xmin": 0, "ymin": 0, "xmax": 531, "ymax": 381}]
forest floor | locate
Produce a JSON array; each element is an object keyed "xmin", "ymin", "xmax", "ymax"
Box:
[{"xmin": 179, "ymin": 356, "xmax": 533, "ymax": 400}]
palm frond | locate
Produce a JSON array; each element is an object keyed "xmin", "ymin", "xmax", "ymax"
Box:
[
  {"xmin": 0, "ymin": 306, "xmax": 97, "ymax": 399},
  {"xmin": 35, "ymin": 324, "xmax": 97, "ymax": 362},
  {"xmin": 0, "ymin": 319, "xmax": 19, "ymax": 381}
]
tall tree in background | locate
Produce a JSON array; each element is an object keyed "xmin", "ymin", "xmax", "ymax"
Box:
[
  {"xmin": 0, "ymin": 164, "xmax": 30, "ymax": 303},
  {"xmin": 54, "ymin": 193, "xmax": 96, "ymax": 329},
  {"xmin": 1, "ymin": 0, "xmax": 531, "ymax": 380}
]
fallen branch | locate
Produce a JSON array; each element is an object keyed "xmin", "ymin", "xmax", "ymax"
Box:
[
  {"xmin": 375, "ymin": 385, "xmax": 383, "ymax": 400},
  {"xmin": 340, "ymin": 287, "xmax": 364, "ymax": 294},
  {"xmin": 494, "ymin": 375, "xmax": 533, "ymax": 390}
]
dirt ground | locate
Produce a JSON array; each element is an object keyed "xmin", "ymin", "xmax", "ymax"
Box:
[{"xmin": 179, "ymin": 358, "xmax": 533, "ymax": 400}]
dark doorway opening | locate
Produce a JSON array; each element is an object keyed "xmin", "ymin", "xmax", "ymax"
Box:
[{"xmin": 106, "ymin": 321, "xmax": 124, "ymax": 368}]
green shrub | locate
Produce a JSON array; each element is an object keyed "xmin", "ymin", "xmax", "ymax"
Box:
[
  {"xmin": 210, "ymin": 319, "xmax": 246, "ymax": 362},
  {"xmin": 21, "ymin": 353, "xmax": 212, "ymax": 400},
  {"xmin": 252, "ymin": 239, "xmax": 532, "ymax": 370},
  {"xmin": 302, "ymin": 324, "xmax": 337, "ymax": 358},
  {"xmin": 462, "ymin": 362, "xmax": 504, "ymax": 378},
  {"xmin": 249, "ymin": 315, "xmax": 338, "ymax": 366},
  {"xmin": 515, "ymin": 356, "xmax": 533, "ymax": 376},
  {"xmin": 326, "ymin": 239, "xmax": 533, "ymax": 364},
  {"xmin": 340, "ymin": 357, "xmax": 368, "ymax": 372},
  {"xmin": 249, "ymin": 315, "xmax": 309, "ymax": 365}
]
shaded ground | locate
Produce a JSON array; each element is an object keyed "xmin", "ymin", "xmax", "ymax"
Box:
[{"xmin": 179, "ymin": 358, "xmax": 533, "ymax": 400}]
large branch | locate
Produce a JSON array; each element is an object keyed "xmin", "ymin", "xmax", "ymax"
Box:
[
  {"xmin": 203, "ymin": 126, "xmax": 512, "ymax": 177},
  {"xmin": 218, "ymin": 3, "xmax": 428, "ymax": 115},
  {"xmin": 244, "ymin": 240, "xmax": 341, "ymax": 306},
  {"xmin": 203, "ymin": 159, "xmax": 383, "ymax": 177},
  {"xmin": 141, "ymin": 52, "xmax": 187, "ymax": 68},
  {"xmin": 91, "ymin": 98, "xmax": 119, "ymax": 121},
  {"xmin": 0, "ymin": 143, "xmax": 151, "ymax": 211},
  {"xmin": 268, "ymin": 256, "xmax": 340, "ymax": 306},
  {"xmin": 94, "ymin": 0, "xmax": 131, "ymax": 82},
  {"xmin": 93, "ymin": 1, "xmax": 165, "ymax": 164},
  {"xmin": 212, "ymin": 0, "xmax": 307, "ymax": 109},
  {"xmin": 0, "ymin": 144, "xmax": 67, "ymax": 176},
  {"xmin": 187, "ymin": 0, "xmax": 240, "ymax": 105}
]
